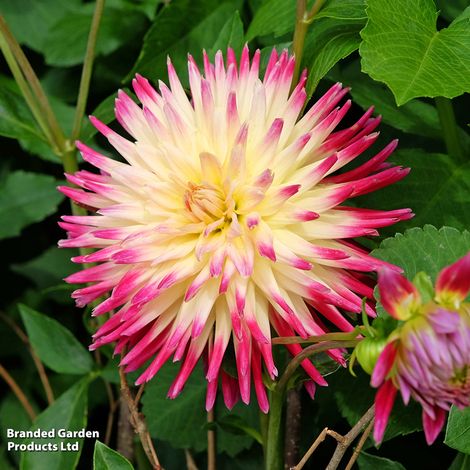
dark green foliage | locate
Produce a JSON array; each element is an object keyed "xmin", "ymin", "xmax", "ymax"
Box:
[{"xmin": 0, "ymin": 0, "xmax": 469, "ymax": 469}]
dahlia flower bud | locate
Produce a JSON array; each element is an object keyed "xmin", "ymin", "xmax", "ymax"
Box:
[
  {"xmin": 352, "ymin": 335, "xmax": 388, "ymax": 375},
  {"xmin": 59, "ymin": 46, "xmax": 411, "ymax": 412},
  {"xmin": 372, "ymin": 253, "xmax": 470, "ymax": 445}
]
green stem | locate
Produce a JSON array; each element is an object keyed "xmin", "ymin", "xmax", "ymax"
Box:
[
  {"xmin": 64, "ymin": 0, "xmax": 105, "ymax": 218},
  {"xmin": 0, "ymin": 15, "xmax": 66, "ymax": 153},
  {"xmin": 71, "ymin": 0, "xmax": 106, "ymax": 142},
  {"xmin": 265, "ymin": 339, "xmax": 360, "ymax": 470},
  {"xmin": 291, "ymin": 0, "xmax": 326, "ymax": 89},
  {"xmin": 277, "ymin": 340, "xmax": 360, "ymax": 392},
  {"xmin": 265, "ymin": 389, "xmax": 285, "ymax": 470},
  {"xmin": 0, "ymin": 18, "xmax": 61, "ymax": 154},
  {"xmin": 260, "ymin": 410, "xmax": 269, "ymax": 456},
  {"xmin": 435, "ymin": 96, "xmax": 464, "ymax": 162},
  {"xmin": 272, "ymin": 328, "xmax": 362, "ymax": 345}
]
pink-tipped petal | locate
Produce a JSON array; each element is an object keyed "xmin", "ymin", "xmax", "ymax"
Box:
[
  {"xmin": 373, "ymin": 380, "xmax": 398, "ymax": 443},
  {"xmin": 378, "ymin": 268, "xmax": 420, "ymax": 319}
]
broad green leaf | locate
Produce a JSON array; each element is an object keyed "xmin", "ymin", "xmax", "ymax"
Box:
[
  {"xmin": 445, "ymin": 406, "xmax": 470, "ymax": 454},
  {"xmin": 142, "ymin": 361, "xmax": 257, "ymax": 456},
  {"xmin": 19, "ymin": 304, "xmax": 93, "ymax": 375},
  {"xmin": 11, "ymin": 247, "xmax": 77, "ymax": 290},
  {"xmin": 246, "ymin": 0, "xmax": 365, "ymax": 41},
  {"xmin": 43, "ymin": 7, "xmax": 147, "ymax": 67},
  {"xmin": 448, "ymin": 453, "xmax": 470, "ymax": 470},
  {"xmin": 0, "ymin": 0, "xmax": 80, "ymax": 53},
  {"xmin": 93, "ymin": 441, "xmax": 134, "ymax": 470},
  {"xmin": 340, "ymin": 62, "xmax": 441, "ymax": 138},
  {"xmin": 304, "ymin": 19, "xmax": 362, "ymax": 96},
  {"xmin": 371, "ymin": 226, "xmax": 470, "ymax": 282},
  {"xmin": 0, "ymin": 78, "xmax": 54, "ymax": 161},
  {"xmin": 127, "ymin": 0, "xmax": 241, "ymax": 83},
  {"xmin": 0, "ymin": 394, "xmax": 36, "ymax": 464},
  {"xmin": 246, "ymin": 0, "xmax": 296, "ymax": 40},
  {"xmin": 436, "ymin": 0, "xmax": 470, "ymax": 22},
  {"xmin": 360, "ymin": 0, "xmax": 470, "ymax": 105},
  {"xmin": 315, "ymin": 0, "xmax": 366, "ymax": 21},
  {"xmin": 0, "ymin": 171, "xmax": 64, "ymax": 240},
  {"xmin": 0, "ymin": 76, "xmax": 74, "ymax": 163},
  {"xmin": 356, "ymin": 150, "xmax": 470, "ymax": 233},
  {"xmin": 333, "ymin": 370, "xmax": 422, "ymax": 443},
  {"xmin": 358, "ymin": 452, "xmax": 406, "ymax": 469},
  {"xmin": 20, "ymin": 378, "xmax": 90, "ymax": 470},
  {"xmin": 208, "ymin": 11, "xmax": 244, "ymax": 59},
  {"xmin": 0, "ymin": 445, "xmax": 16, "ymax": 470}
]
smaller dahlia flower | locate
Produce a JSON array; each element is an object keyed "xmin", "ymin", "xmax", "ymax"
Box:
[
  {"xmin": 59, "ymin": 47, "xmax": 412, "ymax": 412},
  {"xmin": 372, "ymin": 253, "xmax": 470, "ymax": 444}
]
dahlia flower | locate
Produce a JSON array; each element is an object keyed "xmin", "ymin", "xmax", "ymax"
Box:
[
  {"xmin": 372, "ymin": 253, "xmax": 470, "ymax": 444},
  {"xmin": 59, "ymin": 46, "xmax": 411, "ymax": 411}
]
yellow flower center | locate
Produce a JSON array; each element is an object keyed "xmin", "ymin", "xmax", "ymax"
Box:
[{"xmin": 183, "ymin": 181, "xmax": 237, "ymax": 228}]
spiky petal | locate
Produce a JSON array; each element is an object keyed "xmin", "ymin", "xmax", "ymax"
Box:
[
  {"xmin": 372, "ymin": 253, "xmax": 470, "ymax": 444},
  {"xmin": 59, "ymin": 47, "xmax": 411, "ymax": 411}
]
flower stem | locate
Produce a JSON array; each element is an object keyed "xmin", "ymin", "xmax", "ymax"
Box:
[
  {"xmin": 266, "ymin": 339, "xmax": 360, "ymax": 469},
  {"xmin": 207, "ymin": 409, "xmax": 216, "ymax": 470},
  {"xmin": 119, "ymin": 365, "xmax": 162, "ymax": 469},
  {"xmin": 265, "ymin": 389, "xmax": 285, "ymax": 470},
  {"xmin": 435, "ymin": 97, "xmax": 464, "ymax": 162},
  {"xmin": 71, "ymin": 0, "xmax": 106, "ymax": 142},
  {"xmin": 291, "ymin": 0, "xmax": 326, "ymax": 88},
  {"xmin": 0, "ymin": 15, "xmax": 64, "ymax": 155},
  {"xmin": 0, "ymin": 313, "xmax": 54, "ymax": 405},
  {"xmin": 277, "ymin": 340, "xmax": 360, "ymax": 392},
  {"xmin": 0, "ymin": 362, "xmax": 36, "ymax": 421},
  {"xmin": 272, "ymin": 329, "xmax": 361, "ymax": 345},
  {"xmin": 65, "ymin": 0, "xmax": 105, "ymax": 217}
]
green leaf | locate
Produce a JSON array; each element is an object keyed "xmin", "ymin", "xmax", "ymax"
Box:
[
  {"xmin": 315, "ymin": 0, "xmax": 366, "ymax": 21},
  {"xmin": 0, "ymin": 76, "xmax": 75, "ymax": 162},
  {"xmin": 0, "ymin": 0, "xmax": 80, "ymax": 53},
  {"xmin": 358, "ymin": 150, "xmax": 470, "ymax": 233},
  {"xmin": 0, "ymin": 394, "xmax": 35, "ymax": 464},
  {"xmin": 128, "ymin": 0, "xmax": 241, "ymax": 84},
  {"xmin": 358, "ymin": 452, "xmax": 406, "ymax": 469},
  {"xmin": 11, "ymin": 247, "xmax": 77, "ymax": 290},
  {"xmin": 208, "ymin": 11, "xmax": 244, "ymax": 59},
  {"xmin": 445, "ymin": 406, "xmax": 470, "ymax": 454},
  {"xmin": 142, "ymin": 361, "xmax": 257, "ymax": 456},
  {"xmin": 246, "ymin": 0, "xmax": 296, "ymax": 40},
  {"xmin": 340, "ymin": 61, "xmax": 441, "ymax": 138},
  {"xmin": 20, "ymin": 378, "xmax": 90, "ymax": 470},
  {"xmin": 304, "ymin": 19, "xmax": 362, "ymax": 96},
  {"xmin": 247, "ymin": 0, "xmax": 365, "ymax": 41},
  {"xmin": 436, "ymin": 0, "xmax": 470, "ymax": 22},
  {"xmin": 42, "ymin": 7, "xmax": 147, "ymax": 67},
  {"xmin": 360, "ymin": 0, "xmax": 470, "ymax": 105},
  {"xmin": 371, "ymin": 226, "xmax": 470, "ymax": 282},
  {"xmin": 19, "ymin": 304, "xmax": 93, "ymax": 375},
  {"xmin": 0, "ymin": 171, "xmax": 64, "ymax": 240},
  {"xmin": 448, "ymin": 453, "xmax": 470, "ymax": 470},
  {"xmin": 333, "ymin": 370, "xmax": 422, "ymax": 443},
  {"xmin": 0, "ymin": 77, "xmax": 56, "ymax": 162},
  {"xmin": 93, "ymin": 441, "xmax": 134, "ymax": 470}
]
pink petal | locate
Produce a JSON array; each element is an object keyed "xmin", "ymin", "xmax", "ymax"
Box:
[
  {"xmin": 378, "ymin": 268, "xmax": 420, "ymax": 319},
  {"xmin": 371, "ymin": 341, "xmax": 398, "ymax": 387},
  {"xmin": 422, "ymin": 407, "xmax": 446, "ymax": 445},
  {"xmin": 373, "ymin": 379, "xmax": 397, "ymax": 443},
  {"xmin": 436, "ymin": 252, "xmax": 470, "ymax": 304}
]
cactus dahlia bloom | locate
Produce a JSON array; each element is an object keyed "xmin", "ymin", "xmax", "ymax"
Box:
[
  {"xmin": 372, "ymin": 253, "xmax": 470, "ymax": 444},
  {"xmin": 59, "ymin": 47, "xmax": 412, "ymax": 411}
]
